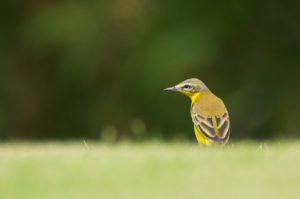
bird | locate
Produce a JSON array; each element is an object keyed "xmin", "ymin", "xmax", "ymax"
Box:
[{"xmin": 164, "ymin": 78, "xmax": 230, "ymax": 145}]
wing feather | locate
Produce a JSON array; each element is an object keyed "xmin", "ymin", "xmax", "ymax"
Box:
[{"xmin": 192, "ymin": 112, "xmax": 230, "ymax": 143}]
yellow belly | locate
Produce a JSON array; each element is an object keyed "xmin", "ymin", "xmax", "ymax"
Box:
[{"xmin": 193, "ymin": 125, "xmax": 212, "ymax": 145}]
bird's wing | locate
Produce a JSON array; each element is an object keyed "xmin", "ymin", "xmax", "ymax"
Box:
[
  {"xmin": 192, "ymin": 112, "xmax": 230, "ymax": 143},
  {"xmin": 215, "ymin": 112, "xmax": 230, "ymax": 140}
]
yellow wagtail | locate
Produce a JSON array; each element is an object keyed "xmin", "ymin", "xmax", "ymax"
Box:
[{"xmin": 164, "ymin": 78, "xmax": 230, "ymax": 145}]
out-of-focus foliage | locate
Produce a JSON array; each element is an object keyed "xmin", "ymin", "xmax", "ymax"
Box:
[{"xmin": 0, "ymin": 0, "xmax": 299, "ymax": 140}]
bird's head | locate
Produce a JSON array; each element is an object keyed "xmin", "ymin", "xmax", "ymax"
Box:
[{"xmin": 164, "ymin": 78, "xmax": 208, "ymax": 99}]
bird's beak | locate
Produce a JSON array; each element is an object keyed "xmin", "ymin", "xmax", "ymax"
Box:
[{"xmin": 164, "ymin": 86, "xmax": 178, "ymax": 91}]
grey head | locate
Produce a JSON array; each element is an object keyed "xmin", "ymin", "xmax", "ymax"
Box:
[{"xmin": 164, "ymin": 78, "xmax": 207, "ymax": 93}]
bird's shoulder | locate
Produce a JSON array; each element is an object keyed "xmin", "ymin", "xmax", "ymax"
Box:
[{"xmin": 191, "ymin": 91, "xmax": 227, "ymax": 117}]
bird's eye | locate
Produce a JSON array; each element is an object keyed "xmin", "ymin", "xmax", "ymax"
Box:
[{"xmin": 183, "ymin": 85, "xmax": 192, "ymax": 89}]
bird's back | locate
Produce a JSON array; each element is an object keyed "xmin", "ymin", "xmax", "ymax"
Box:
[
  {"xmin": 191, "ymin": 90, "xmax": 230, "ymax": 144},
  {"xmin": 191, "ymin": 90, "xmax": 227, "ymax": 117}
]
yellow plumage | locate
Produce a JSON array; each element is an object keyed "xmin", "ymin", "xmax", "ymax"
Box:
[{"xmin": 165, "ymin": 78, "xmax": 230, "ymax": 145}]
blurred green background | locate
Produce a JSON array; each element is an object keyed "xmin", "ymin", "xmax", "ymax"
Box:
[{"xmin": 0, "ymin": 0, "xmax": 299, "ymax": 140}]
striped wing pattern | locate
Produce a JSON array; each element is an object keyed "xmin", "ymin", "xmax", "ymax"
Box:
[{"xmin": 192, "ymin": 112, "xmax": 230, "ymax": 143}]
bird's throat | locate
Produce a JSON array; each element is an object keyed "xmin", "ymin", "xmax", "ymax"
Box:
[
  {"xmin": 190, "ymin": 92, "xmax": 201, "ymax": 103},
  {"xmin": 189, "ymin": 89, "xmax": 211, "ymax": 103}
]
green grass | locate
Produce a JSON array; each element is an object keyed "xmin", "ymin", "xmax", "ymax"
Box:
[{"xmin": 0, "ymin": 141, "xmax": 300, "ymax": 199}]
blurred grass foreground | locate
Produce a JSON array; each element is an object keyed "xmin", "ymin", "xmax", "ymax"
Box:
[{"xmin": 0, "ymin": 141, "xmax": 300, "ymax": 199}]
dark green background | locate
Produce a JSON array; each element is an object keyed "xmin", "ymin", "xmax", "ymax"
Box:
[{"xmin": 0, "ymin": 0, "xmax": 299, "ymax": 140}]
